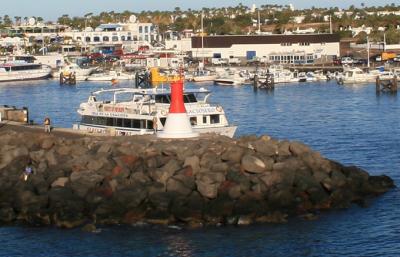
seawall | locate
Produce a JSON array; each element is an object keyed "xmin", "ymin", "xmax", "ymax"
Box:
[{"xmin": 0, "ymin": 123, "xmax": 395, "ymax": 228}]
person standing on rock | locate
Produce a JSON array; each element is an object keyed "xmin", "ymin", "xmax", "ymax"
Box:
[
  {"xmin": 44, "ymin": 117, "xmax": 51, "ymax": 133},
  {"xmin": 153, "ymin": 116, "xmax": 158, "ymax": 134}
]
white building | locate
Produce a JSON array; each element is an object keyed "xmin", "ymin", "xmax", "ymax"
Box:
[
  {"xmin": 191, "ymin": 34, "xmax": 340, "ymax": 63},
  {"xmin": 8, "ymin": 19, "xmax": 158, "ymax": 47},
  {"xmin": 65, "ymin": 22, "xmax": 157, "ymax": 45}
]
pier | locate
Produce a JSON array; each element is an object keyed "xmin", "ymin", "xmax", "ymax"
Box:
[
  {"xmin": 59, "ymin": 72, "xmax": 77, "ymax": 85},
  {"xmin": 376, "ymin": 76, "xmax": 398, "ymax": 93},
  {"xmin": 253, "ymin": 73, "xmax": 275, "ymax": 90}
]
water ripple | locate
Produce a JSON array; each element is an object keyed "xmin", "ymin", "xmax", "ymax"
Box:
[{"xmin": 0, "ymin": 80, "xmax": 399, "ymax": 256}]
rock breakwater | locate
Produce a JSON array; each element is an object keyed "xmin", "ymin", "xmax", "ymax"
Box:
[{"xmin": 0, "ymin": 125, "xmax": 395, "ymax": 228}]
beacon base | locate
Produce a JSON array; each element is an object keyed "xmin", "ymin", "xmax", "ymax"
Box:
[{"xmin": 157, "ymin": 113, "xmax": 199, "ymax": 139}]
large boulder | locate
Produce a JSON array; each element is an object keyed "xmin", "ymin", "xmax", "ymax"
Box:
[{"xmin": 241, "ymin": 155, "xmax": 266, "ymax": 174}]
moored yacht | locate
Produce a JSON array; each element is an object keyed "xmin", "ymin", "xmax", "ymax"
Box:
[
  {"xmin": 214, "ymin": 68, "xmax": 246, "ymax": 86},
  {"xmin": 87, "ymin": 70, "xmax": 134, "ymax": 81},
  {"xmin": 0, "ymin": 61, "xmax": 52, "ymax": 82},
  {"xmin": 191, "ymin": 69, "xmax": 218, "ymax": 82},
  {"xmin": 336, "ymin": 68, "xmax": 377, "ymax": 85},
  {"xmin": 74, "ymin": 87, "xmax": 237, "ymax": 137}
]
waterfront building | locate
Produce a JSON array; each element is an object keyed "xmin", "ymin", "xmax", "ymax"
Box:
[
  {"xmin": 4, "ymin": 18, "xmax": 159, "ymax": 52},
  {"xmin": 191, "ymin": 34, "xmax": 340, "ymax": 64}
]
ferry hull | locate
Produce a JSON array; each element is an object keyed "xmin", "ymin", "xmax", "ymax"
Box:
[
  {"xmin": 0, "ymin": 69, "xmax": 52, "ymax": 83},
  {"xmin": 75, "ymin": 124, "xmax": 237, "ymax": 138}
]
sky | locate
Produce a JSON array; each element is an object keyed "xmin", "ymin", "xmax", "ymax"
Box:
[{"xmin": 0, "ymin": 0, "xmax": 398, "ymax": 21}]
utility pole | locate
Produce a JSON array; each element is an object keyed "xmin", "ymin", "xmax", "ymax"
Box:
[
  {"xmin": 383, "ymin": 33, "xmax": 386, "ymax": 52},
  {"xmin": 201, "ymin": 11, "xmax": 204, "ymax": 67},
  {"xmin": 329, "ymin": 15, "xmax": 332, "ymax": 34},
  {"xmin": 258, "ymin": 10, "xmax": 261, "ymax": 34},
  {"xmin": 367, "ymin": 36, "xmax": 370, "ymax": 69}
]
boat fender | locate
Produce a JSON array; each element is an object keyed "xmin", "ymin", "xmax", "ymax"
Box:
[
  {"xmin": 338, "ymin": 78, "xmax": 344, "ymax": 85},
  {"xmin": 216, "ymin": 105, "xmax": 223, "ymax": 112},
  {"xmin": 161, "ymin": 110, "xmax": 168, "ymax": 116}
]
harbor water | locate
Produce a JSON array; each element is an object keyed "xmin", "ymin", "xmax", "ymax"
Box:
[{"xmin": 0, "ymin": 80, "xmax": 399, "ymax": 256}]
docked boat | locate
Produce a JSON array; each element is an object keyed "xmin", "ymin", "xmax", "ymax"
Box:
[
  {"xmin": 87, "ymin": 70, "xmax": 134, "ymax": 81},
  {"xmin": 297, "ymin": 72, "xmax": 317, "ymax": 82},
  {"xmin": 58, "ymin": 63, "xmax": 96, "ymax": 81},
  {"xmin": 191, "ymin": 69, "xmax": 218, "ymax": 82},
  {"xmin": 214, "ymin": 68, "xmax": 246, "ymax": 86},
  {"xmin": 0, "ymin": 61, "xmax": 52, "ymax": 82},
  {"xmin": 336, "ymin": 68, "xmax": 377, "ymax": 85},
  {"xmin": 260, "ymin": 65, "xmax": 298, "ymax": 84},
  {"xmin": 74, "ymin": 87, "xmax": 237, "ymax": 137}
]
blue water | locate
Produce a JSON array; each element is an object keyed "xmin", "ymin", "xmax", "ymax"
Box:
[{"xmin": 0, "ymin": 80, "xmax": 399, "ymax": 256}]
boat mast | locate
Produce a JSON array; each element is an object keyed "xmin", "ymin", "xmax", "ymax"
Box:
[{"xmin": 201, "ymin": 11, "xmax": 205, "ymax": 68}]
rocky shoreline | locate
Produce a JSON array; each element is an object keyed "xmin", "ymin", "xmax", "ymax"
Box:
[{"xmin": 0, "ymin": 124, "xmax": 395, "ymax": 229}]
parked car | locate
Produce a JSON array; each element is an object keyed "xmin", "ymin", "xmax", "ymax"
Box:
[
  {"xmin": 211, "ymin": 58, "xmax": 228, "ymax": 65},
  {"xmin": 393, "ymin": 55, "xmax": 400, "ymax": 62},
  {"xmin": 228, "ymin": 57, "xmax": 241, "ymax": 65},
  {"xmin": 353, "ymin": 58, "xmax": 368, "ymax": 65},
  {"xmin": 333, "ymin": 58, "xmax": 341, "ymax": 65},
  {"xmin": 341, "ymin": 57, "xmax": 353, "ymax": 64}
]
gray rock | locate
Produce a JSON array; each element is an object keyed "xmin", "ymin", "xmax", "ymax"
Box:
[
  {"xmin": 51, "ymin": 177, "xmax": 69, "ymax": 188},
  {"xmin": 149, "ymin": 159, "xmax": 181, "ymax": 185},
  {"xmin": 41, "ymin": 138, "xmax": 55, "ymax": 150},
  {"xmin": 228, "ymin": 184, "xmax": 242, "ymax": 199},
  {"xmin": 277, "ymin": 140, "xmax": 292, "ymax": 157},
  {"xmin": 97, "ymin": 144, "xmax": 112, "ymax": 154},
  {"xmin": 200, "ymin": 152, "xmax": 220, "ymax": 168},
  {"xmin": 166, "ymin": 177, "xmax": 192, "ymax": 196},
  {"xmin": 221, "ymin": 146, "xmax": 245, "ymax": 163},
  {"xmin": 211, "ymin": 162, "xmax": 229, "ymax": 173},
  {"xmin": 196, "ymin": 180, "xmax": 219, "ymax": 199},
  {"xmin": 289, "ymin": 141, "xmax": 312, "ymax": 156},
  {"xmin": 55, "ymin": 146, "xmax": 71, "ymax": 156},
  {"xmin": 252, "ymin": 138, "xmax": 278, "ymax": 156},
  {"xmin": 241, "ymin": 155, "xmax": 266, "ymax": 173},
  {"xmin": 183, "ymin": 156, "xmax": 200, "ymax": 173}
]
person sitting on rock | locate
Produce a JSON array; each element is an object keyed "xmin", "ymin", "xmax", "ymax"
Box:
[
  {"xmin": 22, "ymin": 161, "xmax": 33, "ymax": 181},
  {"xmin": 44, "ymin": 117, "xmax": 51, "ymax": 133}
]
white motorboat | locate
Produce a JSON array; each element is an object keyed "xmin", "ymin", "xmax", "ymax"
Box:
[
  {"xmin": 0, "ymin": 61, "xmax": 52, "ymax": 82},
  {"xmin": 87, "ymin": 70, "xmax": 134, "ymax": 81},
  {"xmin": 336, "ymin": 68, "xmax": 377, "ymax": 85},
  {"xmin": 261, "ymin": 65, "xmax": 298, "ymax": 84},
  {"xmin": 58, "ymin": 63, "xmax": 95, "ymax": 81},
  {"xmin": 214, "ymin": 68, "xmax": 246, "ymax": 86},
  {"xmin": 312, "ymin": 70, "xmax": 328, "ymax": 81},
  {"xmin": 378, "ymin": 71, "xmax": 396, "ymax": 80},
  {"xmin": 74, "ymin": 87, "xmax": 237, "ymax": 138},
  {"xmin": 298, "ymin": 72, "xmax": 317, "ymax": 82},
  {"xmin": 191, "ymin": 69, "xmax": 218, "ymax": 82}
]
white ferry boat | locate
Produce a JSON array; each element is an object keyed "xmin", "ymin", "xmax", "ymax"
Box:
[
  {"xmin": 0, "ymin": 62, "xmax": 52, "ymax": 82},
  {"xmin": 74, "ymin": 87, "xmax": 237, "ymax": 137}
]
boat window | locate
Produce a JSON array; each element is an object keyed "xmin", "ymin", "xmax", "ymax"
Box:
[
  {"xmin": 132, "ymin": 119, "xmax": 141, "ymax": 128},
  {"xmin": 210, "ymin": 114, "xmax": 220, "ymax": 124},
  {"xmin": 123, "ymin": 119, "xmax": 131, "ymax": 128},
  {"xmin": 147, "ymin": 120, "xmax": 153, "ymax": 129},
  {"xmin": 184, "ymin": 94, "xmax": 197, "ymax": 103},
  {"xmin": 160, "ymin": 118, "xmax": 166, "ymax": 126},
  {"xmin": 155, "ymin": 95, "xmax": 170, "ymax": 103},
  {"xmin": 203, "ymin": 116, "xmax": 207, "ymax": 124},
  {"xmin": 106, "ymin": 118, "xmax": 113, "ymax": 126},
  {"xmin": 190, "ymin": 117, "xmax": 197, "ymax": 126},
  {"xmin": 116, "ymin": 118, "xmax": 123, "ymax": 127},
  {"xmin": 10, "ymin": 64, "xmax": 41, "ymax": 71}
]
